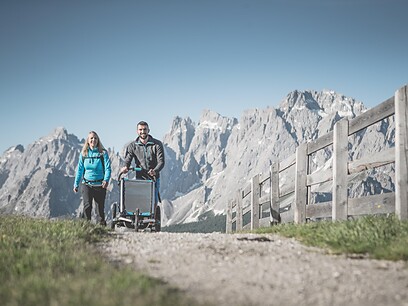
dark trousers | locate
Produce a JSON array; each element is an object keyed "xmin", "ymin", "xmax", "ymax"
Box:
[{"xmin": 81, "ymin": 183, "xmax": 106, "ymax": 223}]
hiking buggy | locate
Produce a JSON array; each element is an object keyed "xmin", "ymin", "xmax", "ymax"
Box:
[{"xmin": 110, "ymin": 167, "xmax": 161, "ymax": 232}]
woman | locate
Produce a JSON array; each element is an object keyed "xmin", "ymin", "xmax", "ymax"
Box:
[{"xmin": 73, "ymin": 131, "xmax": 111, "ymax": 225}]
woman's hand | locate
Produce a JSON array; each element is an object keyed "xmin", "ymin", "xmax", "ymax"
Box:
[
  {"xmin": 102, "ymin": 181, "xmax": 108, "ymax": 189},
  {"xmin": 73, "ymin": 187, "xmax": 78, "ymax": 193}
]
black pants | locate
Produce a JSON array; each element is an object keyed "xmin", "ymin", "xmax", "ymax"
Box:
[{"xmin": 81, "ymin": 183, "xmax": 106, "ymax": 223}]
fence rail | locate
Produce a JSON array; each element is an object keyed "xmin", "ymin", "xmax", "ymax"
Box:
[{"xmin": 226, "ymin": 84, "xmax": 408, "ymax": 233}]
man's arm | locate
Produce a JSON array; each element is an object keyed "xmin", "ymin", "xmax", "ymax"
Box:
[
  {"xmin": 153, "ymin": 141, "xmax": 165, "ymax": 173},
  {"xmin": 120, "ymin": 143, "xmax": 134, "ymax": 173}
]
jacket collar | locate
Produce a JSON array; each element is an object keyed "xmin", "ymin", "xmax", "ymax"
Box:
[
  {"xmin": 88, "ymin": 147, "xmax": 100, "ymax": 155},
  {"xmin": 136, "ymin": 135, "xmax": 153, "ymax": 145}
]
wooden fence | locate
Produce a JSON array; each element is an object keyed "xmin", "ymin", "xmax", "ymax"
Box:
[{"xmin": 226, "ymin": 84, "xmax": 408, "ymax": 233}]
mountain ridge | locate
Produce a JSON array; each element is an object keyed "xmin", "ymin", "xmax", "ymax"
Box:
[{"xmin": 0, "ymin": 89, "xmax": 394, "ymax": 229}]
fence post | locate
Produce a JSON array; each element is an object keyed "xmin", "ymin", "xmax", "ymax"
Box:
[
  {"xmin": 226, "ymin": 198, "xmax": 233, "ymax": 233},
  {"xmin": 294, "ymin": 143, "xmax": 308, "ymax": 224},
  {"xmin": 395, "ymin": 84, "xmax": 408, "ymax": 220},
  {"xmin": 270, "ymin": 163, "xmax": 280, "ymax": 223},
  {"xmin": 251, "ymin": 174, "xmax": 260, "ymax": 230},
  {"xmin": 236, "ymin": 189, "xmax": 243, "ymax": 231},
  {"xmin": 332, "ymin": 118, "xmax": 349, "ymax": 221}
]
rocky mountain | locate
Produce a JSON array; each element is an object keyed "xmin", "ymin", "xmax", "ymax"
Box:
[
  {"xmin": 0, "ymin": 127, "xmax": 122, "ymax": 218},
  {"xmin": 161, "ymin": 90, "xmax": 394, "ymax": 226},
  {"xmin": 0, "ymin": 90, "xmax": 395, "ymax": 228}
]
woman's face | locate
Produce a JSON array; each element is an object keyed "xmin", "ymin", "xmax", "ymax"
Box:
[{"xmin": 88, "ymin": 133, "xmax": 98, "ymax": 149}]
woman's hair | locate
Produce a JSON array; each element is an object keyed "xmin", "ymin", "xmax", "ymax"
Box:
[{"xmin": 81, "ymin": 131, "xmax": 105, "ymax": 156}]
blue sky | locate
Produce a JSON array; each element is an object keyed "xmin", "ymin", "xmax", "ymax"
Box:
[{"xmin": 1, "ymin": 0, "xmax": 407, "ymax": 154}]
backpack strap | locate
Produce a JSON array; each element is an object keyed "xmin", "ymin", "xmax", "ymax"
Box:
[{"xmin": 81, "ymin": 151, "xmax": 106, "ymax": 177}]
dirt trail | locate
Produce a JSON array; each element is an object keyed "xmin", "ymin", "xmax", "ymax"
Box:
[{"xmin": 98, "ymin": 230, "xmax": 408, "ymax": 306}]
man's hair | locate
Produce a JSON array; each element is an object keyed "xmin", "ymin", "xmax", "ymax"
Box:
[{"xmin": 137, "ymin": 121, "xmax": 149, "ymax": 127}]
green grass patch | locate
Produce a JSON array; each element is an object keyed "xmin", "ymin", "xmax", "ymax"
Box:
[
  {"xmin": 253, "ymin": 215, "xmax": 408, "ymax": 261},
  {"xmin": 0, "ymin": 215, "xmax": 200, "ymax": 306}
]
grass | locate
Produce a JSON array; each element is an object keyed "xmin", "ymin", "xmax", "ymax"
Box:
[
  {"xmin": 0, "ymin": 215, "xmax": 200, "ymax": 306},
  {"xmin": 253, "ymin": 214, "xmax": 408, "ymax": 261},
  {"xmin": 3, "ymin": 213, "xmax": 407, "ymax": 305}
]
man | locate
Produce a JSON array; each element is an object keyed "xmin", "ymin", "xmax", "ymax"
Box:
[{"xmin": 120, "ymin": 121, "xmax": 165, "ymax": 205}]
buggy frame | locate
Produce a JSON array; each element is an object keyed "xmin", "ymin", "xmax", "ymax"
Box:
[{"xmin": 110, "ymin": 167, "xmax": 161, "ymax": 232}]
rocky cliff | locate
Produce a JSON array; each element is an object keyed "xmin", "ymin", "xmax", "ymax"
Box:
[{"xmin": 0, "ymin": 90, "xmax": 395, "ymax": 227}]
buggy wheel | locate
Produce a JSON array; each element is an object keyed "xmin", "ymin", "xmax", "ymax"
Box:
[
  {"xmin": 110, "ymin": 203, "xmax": 117, "ymax": 230},
  {"xmin": 134, "ymin": 209, "xmax": 140, "ymax": 232},
  {"xmin": 155, "ymin": 206, "xmax": 161, "ymax": 232}
]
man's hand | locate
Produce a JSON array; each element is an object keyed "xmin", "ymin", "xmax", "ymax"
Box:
[
  {"xmin": 120, "ymin": 166, "xmax": 129, "ymax": 174},
  {"xmin": 148, "ymin": 169, "xmax": 156, "ymax": 177},
  {"xmin": 102, "ymin": 181, "xmax": 108, "ymax": 189},
  {"xmin": 73, "ymin": 187, "xmax": 78, "ymax": 193}
]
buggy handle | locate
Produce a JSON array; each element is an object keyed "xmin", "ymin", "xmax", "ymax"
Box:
[{"xmin": 118, "ymin": 167, "xmax": 156, "ymax": 182}]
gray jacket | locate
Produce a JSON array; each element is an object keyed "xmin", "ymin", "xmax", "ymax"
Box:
[{"xmin": 124, "ymin": 135, "xmax": 165, "ymax": 178}]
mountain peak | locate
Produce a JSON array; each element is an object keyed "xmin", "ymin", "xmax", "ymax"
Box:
[
  {"xmin": 50, "ymin": 126, "xmax": 68, "ymax": 139},
  {"xmin": 279, "ymin": 89, "xmax": 366, "ymax": 119},
  {"xmin": 169, "ymin": 116, "xmax": 194, "ymax": 133},
  {"xmin": 197, "ymin": 109, "xmax": 237, "ymax": 131}
]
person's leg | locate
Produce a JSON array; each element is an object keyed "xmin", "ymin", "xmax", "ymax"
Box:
[
  {"xmin": 154, "ymin": 178, "xmax": 160, "ymax": 205},
  {"xmin": 154, "ymin": 178, "xmax": 161, "ymax": 231},
  {"xmin": 93, "ymin": 187, "xmax": 107, "ymax": 225},
  {"xmin": 81, "ymin": 184, "xmax": 93, "ymax": 221}
]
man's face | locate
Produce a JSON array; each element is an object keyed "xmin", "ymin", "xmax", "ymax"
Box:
[{"xmin": 137, "ymin": 124, "xmax": 149, "ymax": 139}]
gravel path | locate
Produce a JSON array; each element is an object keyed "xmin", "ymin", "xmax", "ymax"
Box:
[{"xmin": 99, "ymin": 230, "xmax": 408, "ymax": 306}]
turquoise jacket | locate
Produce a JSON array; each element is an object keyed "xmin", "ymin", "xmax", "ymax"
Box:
[{"xmin": 74, "ymin": 148, "xmax": 111, "ymax": 188}]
